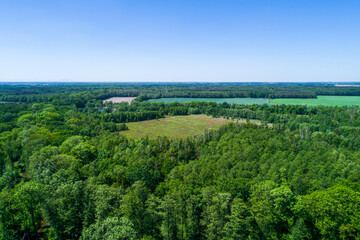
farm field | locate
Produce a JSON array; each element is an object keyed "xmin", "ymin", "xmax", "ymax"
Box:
[
  {"xmin": 120, "ymin": 114, "xmax": 259, "ymax": 139},
  {"xmin": 271, "ymin": 96, "xmax": 360, "ymax": 106},
  {"xmin": 148, "ymin": 97, "xmax": 269, "ymax": 105},
  {"xmin": 0, "ymin": 101, "xmax": 16, "ymax": 103},
  {"xmin": 148, "ymin": 96, "xmax": 360, "ymax": 107}
]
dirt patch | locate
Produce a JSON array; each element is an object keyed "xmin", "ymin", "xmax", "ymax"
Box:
[{"xmin": 103, "ymin": 97, "xmax": 136, "ymax": 104}]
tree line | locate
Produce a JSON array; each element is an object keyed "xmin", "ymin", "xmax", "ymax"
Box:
[{"xmin": 2, "ymin": 82, "xmax": 360, "ymax": 104}]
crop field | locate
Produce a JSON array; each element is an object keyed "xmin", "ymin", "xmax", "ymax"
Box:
[
  {"xmin": 120, "ymin": 114, "xmax": 258, "ymax": 139},
  {"xmin": 148, "ymin": 97, "xmax": 269, "ymax": 105},
  {"xmin": 148, "ymin": 96, "xmax": 360, "ymax": 107},
  {"xmin": 271, "ymin": 96, "xmax": 360, "ymax": 106}
]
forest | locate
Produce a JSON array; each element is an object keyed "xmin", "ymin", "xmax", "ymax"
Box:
[
  {"xmin": 1, "ymin": 83, "xmax": 360, "ymax": 240},
  {"xmin": 2, "ymin": 82, "xmax": 360, "ymax": 104}
]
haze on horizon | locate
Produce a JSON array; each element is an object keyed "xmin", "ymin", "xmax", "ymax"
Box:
[{"xmin": 0, "ymin": 0, "xmax": 359, "ymax": 83}]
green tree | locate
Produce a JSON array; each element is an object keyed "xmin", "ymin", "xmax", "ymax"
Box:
[
  {"xmin": 250, "ymin": 181, "xmax": 295, "ymax": 239},
  {"xmin": 160, "ymin": 195, "xmax": 178, "ymax": 240},
  {"xmin": 201, "ymin": 187, "xmax": 231, "ymax": 240},
  {"xmin": 223, "ymin": 198, "xmax": 257, "ymax": 240},
  {"xmin": 80, "ymin": 217, "xmax": 137, "ymax": 240},
  {"xmin": 121, "ymin": 181, "xmax": 151, "ymax": 237},
  {"xmin": 296, "ymin": 185, "xmax": 360, "ymax": 239},
  {"xmin": 43, "ymin": 181, "xmax": 87, "ymax": 239},
  {"xmin": 0, "ymin": 182, "xmax": 44, "ymax": 240}
]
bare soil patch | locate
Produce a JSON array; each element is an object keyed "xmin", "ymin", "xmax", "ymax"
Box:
[{"xmin": 103, "ymin": 97, "xmax": 136, "ymax": 104}]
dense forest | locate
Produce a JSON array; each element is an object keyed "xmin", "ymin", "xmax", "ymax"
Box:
[
  {"xmin": 2, "ymin": 82, "xmax": 360, "ymax": 104},
  {"xmin": 1, "ymin": 83, "xmax": 360, "ymax": 239}
]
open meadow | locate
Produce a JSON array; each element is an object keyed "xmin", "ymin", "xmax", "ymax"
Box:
[
  {"xmin": 148, "ymin": 97, "xmax": 269, "ymax": 105},
  {"xmin": 120, "ymin": 114, "xmax": 259, "ymax": 139},
  {"xmin": 271, "ymin": 96, "xmax": 360, "ymax": 106},
  {"xmin": 149, "ymin": 96, "xmax": 360, "ymax": 107}
]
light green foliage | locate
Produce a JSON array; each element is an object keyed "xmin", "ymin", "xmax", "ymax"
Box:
[
  {"xmin": 90, "ymin": 184, "xmax": 123, "ymax": 222},
  {"xmin": 60, "ymin": 136, "xmax": 84, "ymax": 153},
  {"xmin": 160, "ymin": 195, "xmax": 178, "ymax": 240},
  {"xmin": 18, "ymin": 126, "xmax": 56, "ymax": 165},
  {"xmin": 0, "ymin": 182, "xmax": 44, "ymax": 240},
  {"xmin": 28, "ymin": 146, "xmax": 60, "ymax": 182},
  {"xmin": 223, "ymin": 198, "xmax": 255, "ymax": 240},
  {"xmin": 250, "ymin": 181, "xmax": 281, "ymax": 239},
  {"xmin": 296, "ymin": 185, "xmax": 360, "ymax": 239},
  {"xmin": 201, "ymin": 189, "xmax": 231, "ymax": 240},
  {"xmin": 80, "ymin": 217, "xmax": 137, "ymax": 240},
  {"xmin": 70, "ymin": 142, "xmax": 96, "ymax": 163},
  {"xmin": 43, "ymin": 181, "xmax": 87, "ymax": 239},
  {"xmin": 121, "ymin": 181, "xmax": 152, "ymax": 236},
  {"xmin": 17, "ymin": 113, "xmax": 36, "ymax": 127}
]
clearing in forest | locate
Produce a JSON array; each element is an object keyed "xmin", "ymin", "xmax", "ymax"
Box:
[
  {"xmin": 120, "ymin": 114, "xmax": 258, "ymax": 139},
  {"xmin": 103, "ymin": 97, "xmax": 136, "ymax": 104}
]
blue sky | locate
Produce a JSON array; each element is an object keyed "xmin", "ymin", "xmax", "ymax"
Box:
[{"xmin": 0, "ymin": 0, "xmax": 359, "ymax": 82}]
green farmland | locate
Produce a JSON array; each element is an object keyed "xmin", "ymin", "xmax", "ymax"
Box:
[
  {"xmin": 271, "ymin": 96, "xmax": 360, "ymax": 106},
  {"xmin": 120, "ymin": 114, "xmax": 259, "ymax": 139},
  {"xmin": 148, "ymin": 97, "xmax": 269, "ymax": 105},
  {"xmin": 148, "ymin": 96, "xmax": 360, "ymax": 107}
]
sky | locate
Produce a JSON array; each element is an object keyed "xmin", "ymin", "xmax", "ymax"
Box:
[{"xmin": 0, "ymin": 0, "xmax": 359, "ymax": 82}]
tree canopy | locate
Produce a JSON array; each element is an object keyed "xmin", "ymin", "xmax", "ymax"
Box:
[{"xmin": 1, "ymin": 83, "xmax": 360, "ymax": 239}]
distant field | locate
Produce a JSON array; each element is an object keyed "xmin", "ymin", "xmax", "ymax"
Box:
[
  {"xmin": 0, "ymin": 101, "xmax": 15, "ymax": 104},
  {"xmin": 271, "ymin": 96, "xmax": 360, "ymax": 106},
  {"xmin": 103, "ymin": 97, "xmax": 136, "ymax": 104},
  {"xmin": 335, "ymin": 84, "xmax": 360, "ymax": 87},
  {"xmin": 120, "ymin": 115, "xmax": 258, "ymax": 139},
  {"xmin": 148, "ymin": 98, "xmax": 269, "ymax": 105},
  {"xmin": 148, "ymin": 96, "xmax": 360, "ymax": 107}
]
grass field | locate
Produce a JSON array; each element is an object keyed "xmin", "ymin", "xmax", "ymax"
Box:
[
  {"xmin": 148, "ymin": 98, "xmax": 269, "ymax": 105},
  {"xmin": 120, "ymin": 114, "xmax": 257, "ymax": 139},
  {"xmin": 271, "ymin": 96, "xmax": 360, "ymax": 106},
  {"xmin": 148, "ymin": 96, "xmax": 360, "ymax": 107}
]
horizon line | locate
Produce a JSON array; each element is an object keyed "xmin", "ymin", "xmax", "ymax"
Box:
[{"xmin": 1, "ymin": 81, "xmax": 360, "ymax": 84}]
